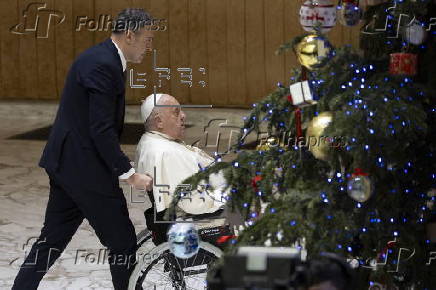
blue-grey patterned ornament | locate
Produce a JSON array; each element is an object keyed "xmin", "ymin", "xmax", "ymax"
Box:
[{"xmin": 167, "ymin": 223, "xmax": 200, "ymax": 259}]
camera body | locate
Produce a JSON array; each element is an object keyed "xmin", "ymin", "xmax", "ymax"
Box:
[
  {"xmin": 207, "ymin": 247, "xmax": 353, "ymax": 290},
  {"xmin": 207, "ymin": 247, "xmax": 308, "ymax": 289}
]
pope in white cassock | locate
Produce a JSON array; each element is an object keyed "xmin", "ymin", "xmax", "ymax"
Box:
[{"xmin": 134, "ymin": 93, "xmax": 227, "ymax": 216}]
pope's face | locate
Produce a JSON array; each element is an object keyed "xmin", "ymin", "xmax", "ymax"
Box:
[
  {"xmin": 125, "ymin": 27, "xmax": 154, "ymax": 63},
  {"xmin": 158, "ymin": 96, "xmax": 186, "ymax": 140}
]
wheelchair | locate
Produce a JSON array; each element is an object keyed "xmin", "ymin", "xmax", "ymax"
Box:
[{"xmin": 128, "ymin": 190, "xmax": 234, "ymax": 290}]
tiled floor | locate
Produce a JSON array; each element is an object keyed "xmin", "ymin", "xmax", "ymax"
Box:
[{"xmin": 0, "ymin": 101, "xmax": 248, "ymax": 289}]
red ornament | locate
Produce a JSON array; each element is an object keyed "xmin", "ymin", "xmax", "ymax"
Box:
[
  {"xmin": 389, "ymin": 53, "xmax": 417, "ymax": 76},
  {"xmin": 216, "ymin": 235, "xmax": 237, "ymax": 244},
  {"xmin": 295, "ymin": 108, "xmax": 303, "ymax": 139},
  {"xmin": 287, "ymin": 94, "xmax": 303, "ymax": 138},
  {"xmin": 251, "ymin": 175, "xmax": 262, "ymax": 191},
  {"xmin": 352, "ymin": 168, "xmax": 369, "ymax": 177}
]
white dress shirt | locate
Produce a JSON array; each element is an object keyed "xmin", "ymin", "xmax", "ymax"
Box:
[
  {"xmin": 134, "ymin": 131, "xmax": 227, "ymax": 214},
  {"xmin": 111, "ymin": 39, "xmax": 134, "ymax": 180},
  {"xmin": 111, "ymin": 39, "xmax": 127, "ymax": 71}
]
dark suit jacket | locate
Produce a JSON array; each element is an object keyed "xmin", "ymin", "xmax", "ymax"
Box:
[{"xmin": 39, "ymin": 38, "xmax": 131, "ymax": 195}]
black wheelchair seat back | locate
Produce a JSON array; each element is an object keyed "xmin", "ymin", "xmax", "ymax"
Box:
[
  {"xmin": 144, "ymin": 206, "xmax": 235, "ymax": 249},
  {"xmin": 198, "ymin": 224, "xmax": 234, "ymax": 248}
]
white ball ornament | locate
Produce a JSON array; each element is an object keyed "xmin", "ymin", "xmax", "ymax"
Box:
[
  {"xmin": 347, "ymin": 168, "xmax": 373, "ymax": 203},
  {"xmin": 403, "ymin": 21, "xmax": 427, "ymax": 45}
]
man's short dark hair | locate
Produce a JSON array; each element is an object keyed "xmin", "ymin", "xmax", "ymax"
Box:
[
  {"xmin": 306, "ymin": 254, "xmax": 353, "ymax": 290},
  {"xmin": 112, "ymin": 8, "xmax": 152, "ymax": 34}
]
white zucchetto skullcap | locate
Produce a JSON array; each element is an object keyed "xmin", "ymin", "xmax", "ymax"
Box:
[{"xmin": 141, "ymin": 93, "xmax": 165, "ymax": 122}]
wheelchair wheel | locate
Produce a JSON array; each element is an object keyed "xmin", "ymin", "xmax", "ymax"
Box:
[{"xmin": 129, "ymin": 241, "xmax": 222, "ymax": 290}]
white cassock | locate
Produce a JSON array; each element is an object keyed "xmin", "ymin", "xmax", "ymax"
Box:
[{"xmin": 135, "ymin": 130, "xmax": 227, "ymax": 214}]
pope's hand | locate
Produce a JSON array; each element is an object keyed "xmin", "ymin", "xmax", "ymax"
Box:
[{"xmin": 127, "ymin": 173, "xmax": 153, "ymax": 191}]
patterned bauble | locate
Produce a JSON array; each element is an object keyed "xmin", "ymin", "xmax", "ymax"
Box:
[
  {"xmin": 299, "ymin": 0, "xmax": 337, "ymax": 33},
  {"xmin": 295, "ymin": 34, "xmax": 333, "ymax": 70},
  {"xmin": 337, "ymin": 1, "xmax": 361, "ymax": 26},
  {"xmin": 167, "ymin": 223, "xmax": 200, "ymax": 259},
  {"xmin": 347, "ymin": 168, "xmax": 372, "ymax": 202}
]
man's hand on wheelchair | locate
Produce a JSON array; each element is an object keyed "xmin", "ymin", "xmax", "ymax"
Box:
[{"xmin": 127, "ymin": 173, "xmax": 153, "ymax": 192}]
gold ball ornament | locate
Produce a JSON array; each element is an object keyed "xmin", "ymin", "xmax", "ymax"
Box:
[
  {"xmin": 295, "ymin": 34, "xmax": 333, "ymax": 70},
  {"xmin": 306, "ymin": 112, "xmax": 333, "ymax": 161},
  {"xmin": 256, "ymin": 136, "xmax": 280, "ymax": 151}
]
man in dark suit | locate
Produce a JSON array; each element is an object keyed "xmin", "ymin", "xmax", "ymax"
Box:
[{"xmin": 12, "ymin": 9, "xmax": 154, "ymax": 290}]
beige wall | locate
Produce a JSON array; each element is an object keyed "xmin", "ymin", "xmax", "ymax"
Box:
[{"xmin": 0, "ymin": 0, "xmax": 361, "ymax": 107}]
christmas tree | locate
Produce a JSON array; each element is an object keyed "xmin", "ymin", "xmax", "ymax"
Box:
[{"xmin": 170, "ymin": 0, "xmax": 435, "ymax": 288}]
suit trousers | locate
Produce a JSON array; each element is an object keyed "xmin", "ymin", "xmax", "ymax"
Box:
[{"xmin": 12, "ymin": 175, "xmax": 137, "ymax": 290}]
